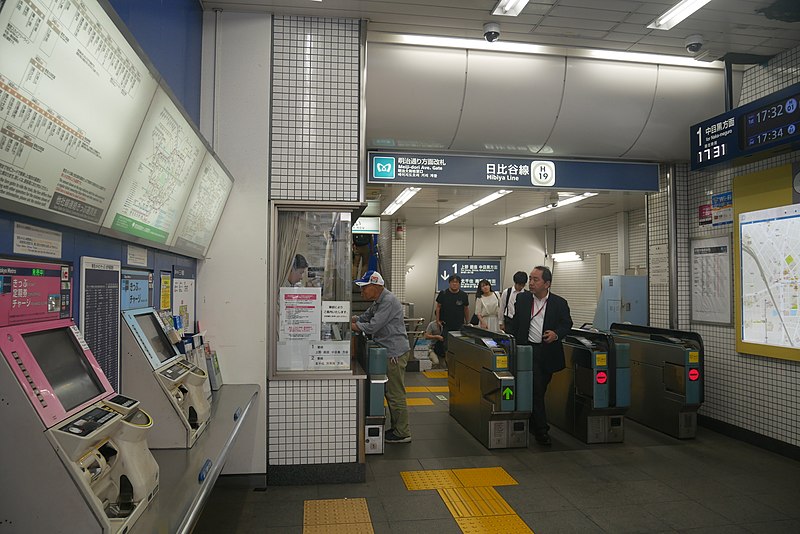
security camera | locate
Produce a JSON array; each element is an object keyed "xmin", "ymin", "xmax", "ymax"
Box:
[
  {"xmin": 548, "ymin": 191, "xmax": 559, "ymax": 208},
  {"xmin": 483, "ymin": 22, "xmax": 500, "ymax": 42},
  {"xmin": 685, "ymin": 34, "xmax": 704, "ymax": 54}
]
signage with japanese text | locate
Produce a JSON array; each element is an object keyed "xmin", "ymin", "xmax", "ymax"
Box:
[{"xmin": 437, "ymin": 259, "xmax": 501, "ymax": 292}]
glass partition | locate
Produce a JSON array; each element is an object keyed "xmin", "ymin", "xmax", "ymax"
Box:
[{"xmin": 271, "ymin": 203, "xmax": 359, "ymax": 375}]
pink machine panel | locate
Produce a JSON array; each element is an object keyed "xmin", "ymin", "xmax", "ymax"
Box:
[
  {"xmin": 0, "ymin": 319, "xmax": 114, "ymax": 428},
  {"xmin": 0, "ymin": 258, "xmax": 72, "ymax": 327}
]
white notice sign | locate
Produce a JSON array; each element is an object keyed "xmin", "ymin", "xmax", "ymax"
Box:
[
  {"xmin": 13, "ymin": 222, "xmax": 62, "ymax": 258},
  {"xmin": 649, "ymin": 244, "xmax": 669, "ymax": 286},
  {"xmin": 127, "ymin": 245, "xmax": 148, "ymax": 267},
  {"xmin": 322, "ymin": 301, "xmax": 351, "ymax": 322},
  {"xmin": 691, "ymin": 235, "xmax": 731, "ymax": 324},
  {"xmin": 278, "ymin": 287, "xmax": 323, "ymax": 371}
]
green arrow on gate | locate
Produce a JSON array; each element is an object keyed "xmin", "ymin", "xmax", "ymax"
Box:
[{"xmin": 502, "ymin": 387, "xmax": 514, "ymax": 400}]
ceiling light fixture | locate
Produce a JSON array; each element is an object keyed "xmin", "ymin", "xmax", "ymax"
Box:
[
  {"xmin": 552, "ymin": 251, "xmax": 584, "ymax": 262},
  {"xmin": 435, "ymin": 190, "xmax": 512, "ymax": 225},
  {"xmin": 495, "ymin": 192, "xmax": 598, "ymax": 225},
  {"xmin": 382, "ymin": 187, "xmax": 421, "ymax": 216},
  {"xmin": 647, "ymin": 0, "xmax": 713, "ymax": 31},
  {"xmin": 491, "ymin": 0, "xmax": 530, "ymax": 17}
]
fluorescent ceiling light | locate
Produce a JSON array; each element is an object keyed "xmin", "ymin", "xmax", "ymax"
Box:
[
  {"xmin": 495, "ymin": 192, "xmax": 598, "ymax": 225},
  {"xmin": 382, "ymin": 187, "xmax": 421, "ymax": 216},
  {"xmin": 552, "ymin": 251, "xmax": 584, "ymax": 262},
  {"xmin": 647, "ymin": 0, "xmax": 713, "ymax": 31},
  {"xmin": 435, "ymin": 190, "xmax": 512, "ymax": 225},
  {"xmin": 492, "ymin": 0, "xmax": 529, "ymax": 17},
  {"xmin": 369, "ymin": 32, "xmax": 723, "ymax": 69}
]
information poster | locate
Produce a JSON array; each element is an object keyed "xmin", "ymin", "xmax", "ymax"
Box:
[
  {"xmin": 0, "ymin": 0, "xmax": 157, "ymax": 227},
  {"xmin": 159, "ymin": 272, "xmax": 171, "ymax": 310},
  {"xmin": 102, "ymin": 88, "xmax": 205, "ymax": 244},
  {"xmin": 172, "ymin": 266, "xmax": 196, "ymax": 334},
  {"xmin": 649, "ymin": 244, "xmax": 669, "ymax": 285},
  {"xmin": 171, "ymin": 151, "xmax": 233, "ymax": 256},
  {"xmin": 278, "ymin": 287, "xmax": 325, "ymax": 371},
  {"xmin": 80, "ymin": 257, "xmax": 120, "ymax": 389},
  {"xmin": 13, "ymin": 222, "xmax": 62, "ymax": 258},
  {"xmin": 690, "ymin": 236, "xmax": 731, "ymax": 324},
  {"xmin": 712, "ymin": 191, "xmax": 733, "ymax": 226},
  {"xmin": 121, "ymin": 269, "xmax": 151, "ymax": 311}
]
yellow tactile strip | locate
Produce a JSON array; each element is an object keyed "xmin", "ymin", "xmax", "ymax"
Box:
[
  {"xmin": 384, "ymin": 397, "xmax": 434, "ymax": 407},
  {"xmin": 453, "ymin": 467, "xmax": 518, "ymax": 488},
  {"xmin": 438, "ymin": 486, "xmax": 515, "ymax": 518},
  {"xmin": 303, "ymin": 498, "xmax": 373, "ymax": 533},
  {"xmin": 427, "ymin": 386, "xmax": 450, "ymax": 393},
  {"xmin": 401, "ymin": 467, "xmax": 533, "ymax": 533},
  {"xmin": 422, "ymin": 370, "xmax": 448, "ymax": 379},
  {"xmin": 405, "ymin": 386, "xmax": 450, "ymax": 393},
  {"xmin": 401, "ymin": 469, "xmax": 464, "ymax": 490},
  {"xmin": 456, "ymin": 514, "xmax": 534, "ymax": 533}
]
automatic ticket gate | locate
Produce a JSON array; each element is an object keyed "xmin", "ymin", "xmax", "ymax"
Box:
[
  {"xmin": 355, "ymin": 334, "xmax": 387, "ymax": 454},
  {"xmin": 546, "ymin": 329, "xmax": 630, "ymax": 443},
  {"xmin": 447, "ymin": 326, "xmax": 532, "ymax": 449},
  {"xmin": 610, "ymin": 323, "xmax": 704, "ymax": 439}
]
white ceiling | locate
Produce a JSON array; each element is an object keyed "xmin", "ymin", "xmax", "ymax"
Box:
[{"xmin": 201, "ymin": 0, "xmax": 799, "ymax": 229}]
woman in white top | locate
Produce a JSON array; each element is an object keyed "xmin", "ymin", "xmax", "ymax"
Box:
[{"xmin": 475, "ymin": 279, "xmax": 502, "ymax": 332}]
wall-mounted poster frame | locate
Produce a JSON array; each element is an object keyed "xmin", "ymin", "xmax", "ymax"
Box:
[{"xmin": 690, "ymin": 234, "xmax": 732, "ymax": 325}]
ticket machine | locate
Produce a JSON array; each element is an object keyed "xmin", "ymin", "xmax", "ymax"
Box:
[
  {"xmin": 120, "ymin": 307, "xmax": 210, "ymax": 448},
  {"xmin": 0, "ymin": 256, "xmax": 158, "ymax": 533},
  {"xmin": 447, "ymin": 326, "xmax": 533, "ymax": 449}
]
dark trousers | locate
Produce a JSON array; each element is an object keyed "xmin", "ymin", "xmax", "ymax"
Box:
[{"xmin": 531, "ymin": 344, "xmax": 553, "ymax": 436}]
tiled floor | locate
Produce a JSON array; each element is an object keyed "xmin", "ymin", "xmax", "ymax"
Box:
[{"xmin": 195, "ymin": 370, "xmax": 800, "ymax": 533}]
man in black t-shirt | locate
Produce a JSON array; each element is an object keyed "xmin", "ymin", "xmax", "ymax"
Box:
[{"xmin": 435, "ymin": 274, "xmax": 470, "ymax": 364}]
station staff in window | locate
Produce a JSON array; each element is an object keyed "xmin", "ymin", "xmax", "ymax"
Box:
[{"xmin": 510, "ymin": 266, "xmax": 573, "ymax": 446}]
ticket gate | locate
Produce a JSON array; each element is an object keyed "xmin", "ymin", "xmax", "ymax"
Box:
[
  {"xmin": 546, "ymin": 329, "xmax": 630, "ymax": 443},
  {"xmin": 447, "ymin": 326, "xmax": 532, "ymax": 449},
  {"xmin": 610, "ymin": 323, "xmax": 704, "ymax": 439},
  {"xmin": 355, "ymin": 335, "xmax": 387, "ymax": 454}
]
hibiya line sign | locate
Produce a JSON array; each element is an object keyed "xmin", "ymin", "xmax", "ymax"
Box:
[
  {"xmin": 369, "ymin": 152, "xmax": 659, "ymax": 192},
  {"xmin": 690, "ymin": 81, "xmax": 800, "ymax": 171}
]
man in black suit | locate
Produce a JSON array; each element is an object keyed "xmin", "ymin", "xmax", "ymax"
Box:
[{"xmin": 511, "ymin": 265, "xmax": 573, "ymax": 446}]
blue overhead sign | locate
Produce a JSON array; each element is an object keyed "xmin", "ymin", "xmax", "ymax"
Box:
[
  {"xmin": 369, "ymin": 152, "xmax": 659, "ymax": 192},
  {"xmin": 690, "ymin": 81, "xmax": 800, "ymax": 171},
  {"xmin": 437, "ymin": 259, "xmax": 501, "ymax": 292}
]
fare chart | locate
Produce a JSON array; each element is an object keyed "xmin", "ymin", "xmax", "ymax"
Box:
[{"xmin": 0, "ymin": 0, "xmax": 157, "ymax": 226}]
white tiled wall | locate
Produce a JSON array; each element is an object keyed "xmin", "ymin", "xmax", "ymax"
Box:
[
  {"xmin": 649, "ymin": 45, "xmax": 800, "ymax": 447},
  {"xmin": 267, "ymin": 15, "xmax": 363, "ymax": 467}
]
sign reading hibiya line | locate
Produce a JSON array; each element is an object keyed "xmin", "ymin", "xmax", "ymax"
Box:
[{"xmin": 368, "ymin": 152, "xmax": 659, "ymax": 192}]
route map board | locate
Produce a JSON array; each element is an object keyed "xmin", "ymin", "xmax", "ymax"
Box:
[
  {"xmin": 102, "ymin": 87, "xmax": 205, "ymax": 245},
  {"xmin": 739, "ymin": 203, "xmax": 800, "ymax": 351},
  {"xmin": 80, "ymin": 257, "xmax": 120, "ymax": 390},
  {"xmin": 171, "ymin": 150, "xmax": 234, "ymax": 257},
  {"xmin": 0, "ymin": 0, "xmax": 158, "ymax": 230}
]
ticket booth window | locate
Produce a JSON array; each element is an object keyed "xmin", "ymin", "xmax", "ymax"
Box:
[{"xmin": 271, "ymin": 203, "xmax": 358, "ymax": 375}]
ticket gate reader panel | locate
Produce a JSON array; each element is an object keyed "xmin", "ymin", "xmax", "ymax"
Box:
[
  {"xmin": 447, "ymin": 327, "xmax": 532, "ymax": 449},
  {"xmin": 610, "ymin": 324, "xmax": 703, "ymax": 439},
  {"xmin": 547, "ymin": 330, "xmax": 629, "ymax": 443},
  {"xmin": 355, "ymin": 335, "xmax": 387, "ymax": 454}
]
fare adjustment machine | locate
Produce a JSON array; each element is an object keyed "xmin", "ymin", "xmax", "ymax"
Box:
[
  {"xmin": 120, "ymin": 307, "xmax": 211, "ymax": 448},
  {"xmin": 0, "ymin": 259, "xmax": 158, "ymax": 533}
]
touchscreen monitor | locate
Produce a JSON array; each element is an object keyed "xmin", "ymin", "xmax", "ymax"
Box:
[
  {"xmin": 23, "ymin": 328, "xmax": 105, "ymax": 412},
  {"xmin": 134, "ymin": 313, "xmax": 177, "ymax": 363}
]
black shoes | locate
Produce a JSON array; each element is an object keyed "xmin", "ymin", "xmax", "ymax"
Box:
[
  {"xmin": 534, "ymin": 433, "xmax": 552, "ymax": 447},
  {"xmin": 385, "ymin": 430, "xmax": 411, "ymax": 443}
]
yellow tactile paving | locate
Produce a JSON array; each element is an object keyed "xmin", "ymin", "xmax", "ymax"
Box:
[
  {"xmin": 456, "ymin": 514, "xmax": 534, "ymax": 533},
  {"xmin": 453, "ymin": 467, "xmax": 518, "ymax": 488},
  {"xmin": 304, "ymin": 524, "xmax": 374, "ymax": 534},
  {"xmin": 438, "ymin": 486, "xmax": 516, "ymax": 518},
  {"xmin": 401, "ymin": 469, "xmax": 463, "ymax": 490},
  {"xmin": 427, "ymin": 386, "xmax": 450, "ymax": 392},
  {"xmin": 407, "ymin": 397, "xmax": 434, "ymax": 406},
  {"xmin": 303, "ymin": 498, "xmax": 371, "ymax": 526},
  {"xmin": 405, "ymin": 386, "xmax": 429, "ymax": 393},
  {"xmin": 422, "ymin": 370, "xmax": 448, "ymax": 379}
]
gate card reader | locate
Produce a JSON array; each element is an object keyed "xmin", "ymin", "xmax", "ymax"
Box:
[
  {"xmin": 121, "ymin": 308, "xmax": 211, "ymax": 448},
  {"xmin": 0, "ymin": 319, "xmax": 159, "ymax": 534},
  {"xmin": 447, "ymin": 326, "xmax": 532, "ymax": 449}
]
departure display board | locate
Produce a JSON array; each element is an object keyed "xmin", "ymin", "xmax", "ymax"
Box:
[
  {"xmin": 0, "ymin": 0, "xmax": 158, "ymax": 229},
  {"xmin": 80, "ymin": 257, "xmax": 120, "ymax": 390},
  {"xmin": 171, "ymin": 151, "xmax": 233, "ymax": 257},
  {"xmin": 102, "ymin": 87, "xmax": 205, "ymax": 245},
  {"xmin": 691, "ymin": 81, "xmax": 800, "ymax": 170}
]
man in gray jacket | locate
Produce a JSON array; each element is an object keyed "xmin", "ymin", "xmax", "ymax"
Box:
[{"xmin": 351, "ymin": 271, "xmax": 411, "ymax": 443}]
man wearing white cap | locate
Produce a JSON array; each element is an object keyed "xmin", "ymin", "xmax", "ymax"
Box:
[{"xmin": 351, "ymin": 270, "xmax": 411, "ymax": 443}]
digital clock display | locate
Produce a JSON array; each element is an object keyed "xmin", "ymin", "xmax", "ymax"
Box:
[{"xmin": 741, "ymin": 92, "xmax": 800, "ymax": 150}]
